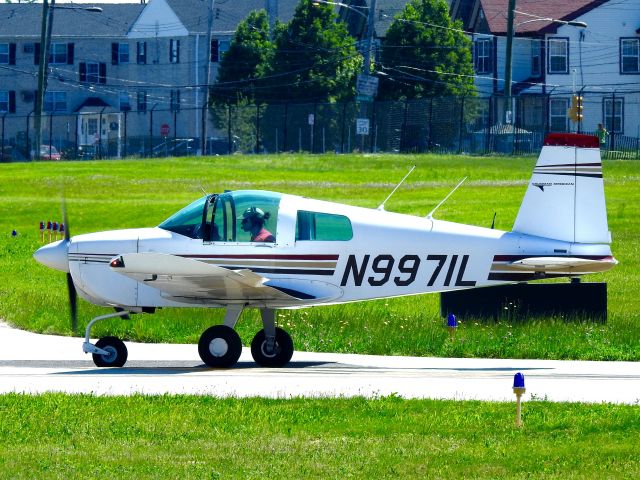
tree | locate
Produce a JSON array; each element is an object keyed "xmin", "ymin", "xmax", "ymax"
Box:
[
  {"xmin": 267, "ymin": 1, "xmax": 361, "ymax": 103},
  {"xmin": 213, "ymin": 10, "xmax": 275, "ymax": 104},
  {"xmin": 378, "ymin": 0, "xmax": 475, "ymax": 99}
]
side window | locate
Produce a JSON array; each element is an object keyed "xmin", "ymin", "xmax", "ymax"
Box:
[
  {"xmin": 212, "ymin": 194, "xmax": 235, "ymax": 242},
  {"xmin": 210, "ymin": 191, "xmax": 280, "ymax": 243},
  {"xmin": 296, "ymin": 211, "xmax": 352, "ymax": 241}
]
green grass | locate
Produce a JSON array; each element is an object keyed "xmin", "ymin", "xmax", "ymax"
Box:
[
  {"xmin": 1, "ymin": 154, "xmax": 639, "ymax": 360},
  {"xmin": 0, "ymin": 394, "xmax": 638, "ymax": 479}
]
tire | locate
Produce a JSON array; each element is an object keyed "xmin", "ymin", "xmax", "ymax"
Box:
[
  {"xmin": 92, "ymin": 336, "xmax": 128, "ymax": 367},
  {"xmin": 198, "ymin": 325, "xmax": 242, "ymax": 368},
  {"xmin": 250, "ymin": 327, "xmax": 294, "ymax": 367}
]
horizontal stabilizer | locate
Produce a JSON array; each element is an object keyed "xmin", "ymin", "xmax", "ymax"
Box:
[{"xmin": 504, "ymin": 256, "xmax": 617, "ymax": 274}]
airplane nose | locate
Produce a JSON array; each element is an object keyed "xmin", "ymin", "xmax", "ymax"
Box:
[{"xmin": 33, "ymin": 240, "xmax": 70, "ymax": 273}]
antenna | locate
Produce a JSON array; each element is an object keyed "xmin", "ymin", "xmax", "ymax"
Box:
[
  {"xmin": 491, "ymin": 212, "xmax": 497, "ymax": 229},
  {"xmin": 426, "ymin": 177, "xmax": 467, "ymax": 219},
  {"xmin": 377, "ymin": 165, "xmax": 416, "ymax": 211}
]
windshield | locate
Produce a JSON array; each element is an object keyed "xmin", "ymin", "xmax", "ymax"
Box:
[{"xmin": 158, "ymin": 195, "xmax": 209, "ymax": 239}]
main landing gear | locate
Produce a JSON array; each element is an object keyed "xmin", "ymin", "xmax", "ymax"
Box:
[
  {"xmin": 197, "ymin": 306, "xmax": 294, "ymax": 368},
  {"xmin": 82, "ymin": 307, "xmax": 293, "ymax": 369}
]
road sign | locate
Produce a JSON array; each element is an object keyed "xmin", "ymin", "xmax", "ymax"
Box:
[
  {"xmin": 308, "ymin": 114, "xmax": 315, "ymax": 126},
  {"xmin": 356, "ymin": 74, "xmax": 379, "ymax": 102},
  {"xmin": 160, "ymin": 123, "xmax": 170, "ymax": 137},
  {"xmin": 356, "ymin": 118, "xmax": 370, "ymax": 135}
]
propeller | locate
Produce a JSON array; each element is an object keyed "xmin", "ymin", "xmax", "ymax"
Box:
[{"xmin": 62, "ymin": 201, "xmax": 78, "ymax": 333}]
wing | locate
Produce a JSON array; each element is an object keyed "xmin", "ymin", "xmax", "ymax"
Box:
[{"xmin": 110, "ymin": 252, "xmax": 341, "ymax": 305}]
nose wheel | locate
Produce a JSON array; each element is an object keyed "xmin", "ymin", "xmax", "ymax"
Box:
[{"xmin": 92, "ymin": 336, "xmax": 128, "ymax": 367}]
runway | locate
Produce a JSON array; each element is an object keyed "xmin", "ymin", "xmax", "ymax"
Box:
[{"xmin": 1, "ymin": 322, "xmax": 639, "ymax": 403}]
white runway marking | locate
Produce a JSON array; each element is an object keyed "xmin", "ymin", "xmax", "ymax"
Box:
[{"xmin": 1, "ymin": 322, "xmax": 639, "ymax": 403}]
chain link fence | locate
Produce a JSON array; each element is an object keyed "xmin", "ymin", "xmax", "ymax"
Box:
[{"xmin": 2, "ymin": 93, "xmax": 639, "ymax": 161}]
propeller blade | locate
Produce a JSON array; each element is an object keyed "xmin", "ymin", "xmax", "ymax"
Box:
[{"xmin": 67, "ymin": 272, "xmax": 78, "ymax": 333}]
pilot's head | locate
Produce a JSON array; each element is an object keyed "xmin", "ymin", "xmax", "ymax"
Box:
[{"xmin": 240, "ymin": 206, "xmax": 270, "ymax": 232}]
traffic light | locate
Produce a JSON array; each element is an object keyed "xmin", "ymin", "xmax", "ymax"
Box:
[
  {"xmin": 567, "ymin": 95, "xmax": 584, "ymax": 123},
  {"xmin": 576, "ymin": 95, "xmax": 584, "ymax": 122}
]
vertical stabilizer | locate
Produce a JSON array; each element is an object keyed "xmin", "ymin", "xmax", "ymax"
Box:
[{"xmin": 513, "ymin": 134, "xmax": 610, "ymax": 244}]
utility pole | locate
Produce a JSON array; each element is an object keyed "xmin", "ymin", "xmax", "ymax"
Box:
[
  {"xmin": 202, "ymin": 0, "xmax": 215, "ymax": 155},
  {"xmin": 362, "ymin": 0, "xmax": 377, "ymax": 75},
  {"xmin": 35, "ymin": 0, "xmax": 51, "ymax": 160},
  {"xmin": 504, "ymin": 0, "xmax": 516, "ymax": 123}
]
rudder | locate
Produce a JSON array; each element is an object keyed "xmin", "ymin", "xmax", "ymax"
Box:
[{"xmin": 512, "ymin": 133, "xmax": 610, "ymax": 244}]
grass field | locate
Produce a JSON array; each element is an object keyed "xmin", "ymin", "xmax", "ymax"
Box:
[
  {"xmin": 0, "ymin": 153, "xmax": 639, "ymax": 360},
  {"xmin": 0, "ymin": 394, "xmax": 639, "ymax": 479}
]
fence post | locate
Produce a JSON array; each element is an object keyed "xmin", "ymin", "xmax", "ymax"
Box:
[
  {"xmin": 340, "ymin": 102, "xmax": 346, "ymax": 153},
  {"xmin": 98, "ymin": 107, "xmax": 105, "ymax": 159},
  {"xmin": 26, "ymin": 111, "xmax": 32, "ymax": 160},
  {"xmin": 227, "ymin": 102, "xmax": 232, "ymax": 155},
  {"xmin": 256, "ymin": 103, "xmax": 260, "ymax": 154},
  {"xmin": 283, "ymin": 103, "xmax": 288, "ymax": 153},
  {"xmin": 458, "ymin": 97, "xmax": 465, "ymax": 154},
  {"xmin": 311, "ymin": 103, "xmax": 316, "ymax": 153},
  {"xmin": 370, "ymin": 101, "xmax": 376, "ymax": 153},
  {"xmin": 74, "ymin": 114, "xmax": 78, "ymax": 159},
  {"xmin": 149, "ymin": 104, "xmax": 155, "ymax": 158},
  {"xmin": 401, "ymin": 99, "xmax": 409, "ymax": 152},
  {"xmin": 1, "ymin": 114, "xmax": 5, "ymax": 160},
  {"xmin": 173, "ymin": 110, "xmax": 177, "ymax": 152},
  {"xmin": 201, "ymin": 102, "xmax": 207, "ymax": 155},
  {"xmin": 48, "ymin": 114, "xmax": 53, "ymax": 152},
  {"xmin": 610, "ymin": 92, "xmax": 616, "ymax": 153},
  {"xmin": 123, "ymin": 111, "xmax": 128, "ymax": 158}
]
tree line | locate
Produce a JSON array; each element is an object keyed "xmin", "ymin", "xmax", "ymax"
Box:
[{"xmin": 212, "ymin": 0, "xmax": 475, "ymax": 106}]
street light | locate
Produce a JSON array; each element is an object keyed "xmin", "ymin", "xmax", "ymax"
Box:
[
  {"xmin": 34, "ymin": 2, "xmax": 102, "ymax": 160},
  {"xmin": 503, "ymin": 2, "xmax": 587, "ymax": 123}
]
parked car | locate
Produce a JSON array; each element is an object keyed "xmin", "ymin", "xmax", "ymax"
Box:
[
  {"xmin": 152, "ymin": 138, "xmax": 197, "ymax": 157},
  {"xmin": 39, "ymin": 145, "xmax": 61, "ymax": 160}
]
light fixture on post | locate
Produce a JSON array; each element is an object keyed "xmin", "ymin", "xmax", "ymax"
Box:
[{"xmin": 34, "ymin": 2, "xmax": 102, "ymax": 160}]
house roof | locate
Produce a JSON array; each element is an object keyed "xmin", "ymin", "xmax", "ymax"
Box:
[
  {"xmin": 477, "ymin": 0, "xmax": 607, "ymax": 35},
  {"xmin": 164, "ymin": 0, "xmax": 300, "ymax": 36},
  {"xmin": 0, "ymin": 4, "xmax": 145, "ymax": 38}
]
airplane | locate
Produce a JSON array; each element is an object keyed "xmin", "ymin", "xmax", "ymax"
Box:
[{"xmin": 33, "ymin": 133, "xmax": 617, "ymax": 369}]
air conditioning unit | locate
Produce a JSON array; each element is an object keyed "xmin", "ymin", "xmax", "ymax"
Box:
[{"xmin": 21, "ymin": 91, "xmax": 34, "ymax": 103}]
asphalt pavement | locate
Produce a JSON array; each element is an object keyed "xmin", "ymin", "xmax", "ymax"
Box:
[{"xmin": 1, "ymin": 321, "xmax": 638, "ymax": 403}]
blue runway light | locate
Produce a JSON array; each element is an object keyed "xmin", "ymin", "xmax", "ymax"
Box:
[
  {"xmin": 513, "ymin": 372, "xmax": 525, "ymax": 389},
  {"xmin": 447, "ymin": 313, "xmax": 457, "ymax": 328},
  {"xmin": 11, "ymin": 230, "xmax": 17, "ymax": 237}
]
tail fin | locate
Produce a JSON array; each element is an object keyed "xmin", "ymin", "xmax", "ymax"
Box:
[{"xmin": 513, "ymin": 133, "xmax": 611, "ymax": 244}]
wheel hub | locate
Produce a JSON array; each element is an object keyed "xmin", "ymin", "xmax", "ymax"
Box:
[
  {"xmin": 102, "ymin": 346, "xmax": 117, "ymax": 363},
  {"xmin": 209, "ymin": 338, "xmax": 229, "ymax": 357}
]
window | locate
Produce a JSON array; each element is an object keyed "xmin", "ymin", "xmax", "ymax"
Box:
[
  {"xmin": 210, "ymin": 39, "xmax": 230, "ymax": 62},
  {"xmin": 44, "ymin": 91, "xmax": 67, "ymax": 112},
  {"xmin": 0, "ymin": 43, "xmax": 15, "ymax": 65},
  {"xmin": 112, "ymin": 43, "xmax": 129, "ymax": 65},
  {"xmin": 548, "ymin": 38, "xmax": 568, "ymax": 74},
  {"xmin": 119, "ymin": 92, "xmax": 131, "ymax": 111},
  {"xmin": 0, "ymin": 44, "xmax": 8, "ymax": 64},
  {"xmin": 87, "ymin": 118, "xmax": 98, "ymax": 136},
  {"xmin": 0, "ymin": 91, "xmax": 7, "ymax": 112},
  {"xmin": 531, "ymin": 39, "xmax": 542, "ymax": 77},
  {"xmin": 604, "ymin": 98, "xmax": 623, "ymax": 133},
  {"xmin": 170, "ymin": 90, "xmax": 180, "ymax": 112},
  {"xmin": 50, "ymin": 43, "xmax": 66, "ymax": 64},
  {"xmin": 137, "ymin": 91, "xmax": 147, "ymax": 111},
  {"xmin": 80, "ymin": 62, "xmax": 106, "ymax": 84},
  {"xmin": 474, "ymin": 38, "xmax": 492, "ymax": 74},
  {"xmin": 136, "ymin": 41, "xmax": 147, "ymax": 64},
  {"xmin": 209, "ymin": 191, "xmax": 281, "ymax": 243},
  {"xmin": 549, "ymin": 98, "xmax": 569, "ymax": 132},
  {"xmin": 296, "ymin": 211, "xmax": 353, "ymax": 241},
  {"xmin": 621, "ymin": 38, "xmax": 639, "ymax": 73},
  {"xmin": 170, "ymin": 39, "xmax": 180, "ymax": 63}
]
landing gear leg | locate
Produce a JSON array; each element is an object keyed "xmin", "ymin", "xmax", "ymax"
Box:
[
  {"xmin": 198, "ymin": 305, "xmax": 244, "ymax": 368},
  {"xmin": 83, "ymin": 310, "xmax": 131, "ymax": 367},
  {"xmin": 250, "ymin": 308, "xmax": 294, "ymax": 367}
]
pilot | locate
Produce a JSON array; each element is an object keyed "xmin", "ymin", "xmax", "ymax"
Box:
[{"xmin": 240, "ymin": 206, "xmax": 275, "ymax": 242}]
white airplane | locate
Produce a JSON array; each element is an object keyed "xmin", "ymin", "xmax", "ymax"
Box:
[{"xmin": 34, "ymin": 133, "xmax": 617, "ymax": 368}]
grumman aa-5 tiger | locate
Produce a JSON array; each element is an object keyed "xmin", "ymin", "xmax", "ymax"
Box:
[{"xmin": 34, "ymin": 133, "xmax": 617, "ymax": 368}]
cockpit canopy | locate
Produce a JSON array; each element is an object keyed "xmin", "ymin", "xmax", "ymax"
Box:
[{"xmin": 159, "ymin": 190, "xmax": 281, "ymax": 242}]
